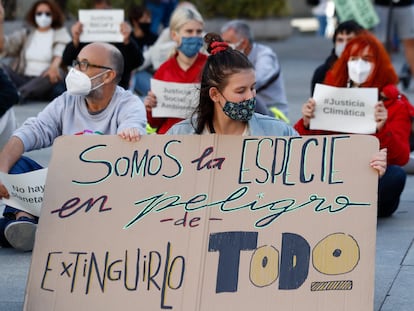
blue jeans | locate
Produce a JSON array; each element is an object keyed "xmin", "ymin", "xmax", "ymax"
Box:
[
  {"xmin": 378, "ymin": 165, "xmax": 407, "ymax": 217},
  {"xmin": 0, "ymin": 156, "xmax": 43, "ymax": 247},
  {"xmin": 132, "ymin": 69, "xmax": 153, "ymax": 97},
  {"xmin": 146, "ymin": 0, "xmax": 178, "ymax": 34},
  {"xmin": 315, "ymin": 15, "xmax": 327, "ymax": 37}
]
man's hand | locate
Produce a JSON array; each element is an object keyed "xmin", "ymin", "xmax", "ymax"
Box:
[
  {"xmin": 0, "ymin": 182, "xmax": 9, "ymax": 200},
  {"xmin": 43, "ymin": 65, "xmax": 61, "ymax": 83},
  {"xmin": 118, "ymin": 128, "xmax": 141, "ymax": 142}
]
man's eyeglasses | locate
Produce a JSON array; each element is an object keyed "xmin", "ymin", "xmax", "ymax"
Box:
[
  {"xmin": 72, "ymin": 59, "xmax": 113, "ymax": 72},
  {"xmin": 35, "ymin": 12, "xmax": 51, "ymax": 17}
]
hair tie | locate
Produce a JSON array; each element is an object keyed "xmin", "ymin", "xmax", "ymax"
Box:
[{"xmin": 211, "ymin": 41, "xmax": 229, "ymax": 55}]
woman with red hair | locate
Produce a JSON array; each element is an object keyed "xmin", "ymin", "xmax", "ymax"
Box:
[{"xmin": 294, "ymin": 31, "xmax": 414, "ymax": 217}]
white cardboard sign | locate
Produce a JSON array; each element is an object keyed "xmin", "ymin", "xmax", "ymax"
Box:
[
  {"xmin": 311, "ymin": 84, "xmax": 378, "ymax": 134},
  {"xmin": 0, "ymin": 168, "xmax": 48, "ymax": 217},
  {"xmin": 151, "ymin": 79, "xmax": 200, "ymax": 119},
  {"xmin": 79, "ymin": 9, "xmax": 124, "ymax": 43}
]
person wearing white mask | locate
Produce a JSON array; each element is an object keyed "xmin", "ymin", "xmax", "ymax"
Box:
[
  {"xmin": 0, "ymin": 42, "xmax": 147, "ymax": 251},
  {"xmin": 310, "ymin": 20, "xmax": 364, "ymax": 96},
  {"xmin": 0, "ymin": 1, "xmax": 72, "ymax": 102},
  {"xmin": 295, "ymin": 31, "xmax": 414, "ymax": 218}
]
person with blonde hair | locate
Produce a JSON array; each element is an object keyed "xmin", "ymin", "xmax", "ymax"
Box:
[
  {"xmin": 132, "ymin": 2, "xmax": 202, "ymax": 97},
  {"xmin": 143, "ymin": 5, "xmax": 207, "ymax": 134}
]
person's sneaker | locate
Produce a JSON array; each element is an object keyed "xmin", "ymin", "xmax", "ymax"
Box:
[{"xmin": 4, "ymin": 218, "xmax": 37, "ymax": 252}]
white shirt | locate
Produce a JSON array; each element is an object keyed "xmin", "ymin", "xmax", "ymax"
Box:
[{"xmin": 24, "ymin": 29, "xmax": 54, "ymax": 76}]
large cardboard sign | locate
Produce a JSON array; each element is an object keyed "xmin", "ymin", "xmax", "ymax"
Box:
[
  {"xmin": 24, "ymin": 134, "xmax": 379, "ymax": 311},
  {"xmin": 311, "ymin": 84, "xmax": 378, "ymax": 134},
  {"xmin": 79, "ymin": 9, "xmax": 124, "ymax": 43}
]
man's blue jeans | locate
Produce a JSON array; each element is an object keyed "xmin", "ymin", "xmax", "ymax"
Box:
[{"xmin": 0, "ymin": 156, "xmax": 42, "ymax": 247}]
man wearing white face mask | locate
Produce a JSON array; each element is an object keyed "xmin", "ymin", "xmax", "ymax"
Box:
[
  {"xmin": 0, "ymin": 42, "xmax": 147, "ymax": 251},
  {"xmin": 310, "ymin": 20, "xmax": 364, "ymax": 95},
  {"xmin": 0, "ymin": 0, "xmax": 71, "ymax": 102},
  {"xmin": 221, "ymin": 20, "xmax": 289, "ymax": 122}
]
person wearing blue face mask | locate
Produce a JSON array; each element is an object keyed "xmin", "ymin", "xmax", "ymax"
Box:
[
  {"xmin": 144, "ymin": 5, "xmax": 207, "ymax": 134},
  {"xmin": 166, "ymin": 32, "xmax": 298, "ymax": 136}
]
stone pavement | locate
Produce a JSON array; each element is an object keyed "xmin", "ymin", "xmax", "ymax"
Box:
[{"xmin": 0, "ymin": 29, "xmax": 414, "ymax": 311}]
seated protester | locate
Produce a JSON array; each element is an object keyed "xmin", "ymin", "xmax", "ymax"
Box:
[
  {"xmin": 0, "ymin": 67, "xmax": 19, "ymax": 149},
  {"xmin": 0, "ymin": 0, "xmax": 71, "ymax": 101},
  {"xmin": 133, "ymin": 2, "xmax": 202, "ymax": 97},
  {"xmin": 143, "ymin": 5, "xmax": 207, "ymax": 134},
  {"xmin": 310, "ymin": 20, "xmax": 364, "ymax": 96},
  {"xmin": 294, "ymin": 31, "xmax": 414, "ymax": 217},
  {"xmin": 0, "ymin": 42, "xmax": 147, "ymax": 252},
  {"xmin": 61, "ymin": 0, "xmax": 144, "ymax": 89},
  {"xmin": 221, "ymin": 19, "xmax": 289, "ymax": 121},
  {"xmin": 129, "ymin": 4, "xmax": 158, "ymax": 50},
  {"xmin": 129, "ymin": 4, "xmax": 159, "ymax": 96}
]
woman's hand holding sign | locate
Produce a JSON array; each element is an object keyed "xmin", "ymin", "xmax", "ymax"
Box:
[
  {"xmin": 374, "ymin": 101, "xmax": 388, "ymax": 132},
  {"xmin": 302, "ymin": 98, "xmax": 316, "ymax": 129},
  {"xmin": 144, "ymin": 91, "xmax": 157, "ymax": 112},
  {"xmin": 370, "ymin": 148, "xmax": 387, "ymax": 177}
]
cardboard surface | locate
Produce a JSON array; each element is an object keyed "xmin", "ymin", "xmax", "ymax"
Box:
[{"xmin": 24, "ymin": 134, "xmax": 379, "ymax": 311}]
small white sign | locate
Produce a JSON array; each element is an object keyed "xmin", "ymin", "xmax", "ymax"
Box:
[
  {"xmin": 0, "ymin": 168, "xmax": 48, "ymax": 216},
  {"xmin": 79, "ymin": 9, "xmax": 124, "ymax": 43},
  {"xmin": 311, "ymin": 83, "xmax": 378, "ymax": 134},
  {"xmin": 151, "ymin": 78, "xmax": 200, "ymax": 119}
]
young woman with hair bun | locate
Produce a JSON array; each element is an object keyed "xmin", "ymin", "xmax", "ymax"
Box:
[{"xmin": 167, "ymin": 32, "xmax": 297, "ymax": 136}]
